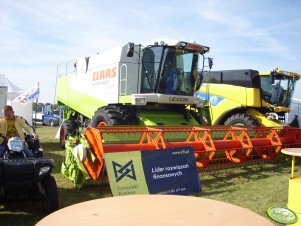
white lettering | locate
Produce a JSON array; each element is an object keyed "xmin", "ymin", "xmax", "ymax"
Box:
[{"xmin": 168, "ymin": 97, "xmax": 189, "ymax": 102}]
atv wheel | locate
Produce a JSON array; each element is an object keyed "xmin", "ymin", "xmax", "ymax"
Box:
[
  {"xmin": 224, "ymin": 113, "xmax": 259, "ymax": 126},
  {"xmin": 90, "ymin": 105, "xmax": 138, "ymax": 128},
  {"xmin": 42, "ymin": 175, "xmax": 59, "ymax": 214}
]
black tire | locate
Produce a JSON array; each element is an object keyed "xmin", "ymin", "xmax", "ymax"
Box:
[
  {"xmin": 59, "ymin": 120, "xmax": 79, "ymax": 148},
  {"xmin": 64, "ymin": 120, "xmax": 80, "ymax": 135},
  {"xmin": 90, "ymin": 105, "xmax": 138, "ymax": 128},
  {"xmin": 42, "ymin": 175, "xmax": 59, "ymax": 215},
  {"xmin": 117, "ymin": 105, "xmax": 138, "ymax": 124},
  {"xmin": 224, "ymin": 113, "xmax": 259, "ymax": 126}
]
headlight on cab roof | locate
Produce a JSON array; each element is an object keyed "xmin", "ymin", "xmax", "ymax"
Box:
[{"xmin": 134, "ymin": 97, "xmax": 146, "ymax": 105}]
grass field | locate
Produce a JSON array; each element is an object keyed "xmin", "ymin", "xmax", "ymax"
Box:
[{"xmin": 0, "ymin": 125, "xmax": 300, "ymax": 226}]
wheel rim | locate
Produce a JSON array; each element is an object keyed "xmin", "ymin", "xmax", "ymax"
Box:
[
  {"xmin": 97, "ymin": 121, "xmax": 107, "ymax": 128},
  {"xmin": 233, "ymin": 123, "xmax": 245, "ymax": 126}
]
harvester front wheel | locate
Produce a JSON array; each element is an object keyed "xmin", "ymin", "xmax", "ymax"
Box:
[
  {"xmin": 90, "ymin": 106, "xmax": 126, "ymax": 127},
  {"xmin": 224, "ymin": 113, "xmax": 259, "ymax": 126},
  {"xmin": 117, "ymin": 105, "xmax": 138, "ymax": 125}
]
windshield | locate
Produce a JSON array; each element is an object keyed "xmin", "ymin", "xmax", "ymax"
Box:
[
  {"xmin": 260, "ymin": 74, "xmax": 297, "ymax": 107},
  {"xmin": 141, "ymin": 46, "xmax": 198, "ymax": 96}
]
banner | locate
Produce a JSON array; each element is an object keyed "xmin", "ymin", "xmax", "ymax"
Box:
[
  {"xmin": 14, "ymin": 83, "xmax": 40, "ymax": 104},
  {"xmin": 105, "ymin": 151, "xmax": 149, "ymax": 196},
  {"xmin": 104, "ymin": 147, "xmax": 201, "ymax": 196}
]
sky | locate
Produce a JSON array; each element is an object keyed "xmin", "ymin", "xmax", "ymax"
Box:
[{"xmin": 1, "ymin": 0, "xmax": 301, "ymax": 103}]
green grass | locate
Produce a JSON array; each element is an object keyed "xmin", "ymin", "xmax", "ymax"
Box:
[{"xmin": 0, "ymin": 125, "xmax": 300, "ymax": 226}]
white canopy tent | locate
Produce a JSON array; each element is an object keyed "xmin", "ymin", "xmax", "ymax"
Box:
[
  {"xmin": 0, "ymin": 74, "xmax": 24, "ymax": 100},
  {"xmin": 0, "ymin": 74, "xmax": 33, "ymax": 125}
]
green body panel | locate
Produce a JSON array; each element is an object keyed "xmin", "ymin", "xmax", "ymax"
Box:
[
  {"xmin": 61, "ymin": 138, "xmax": 90, "ymax": 189},
  {"xmin": 63, "ymin": 108, "xmax": 78, "ymax": 120},
  {"xmin": 56, "ymin": 76, "xmax": 108, "ymax": 118},
  {"xmin": 119, "ymin": 95, "xmax": 132, "ymax": 104},
  {"xmin": 56, "ymin": 76, "xmax": 70, "ymax": 104},
  {"xmin": 138, "ymin": 110, "xmax": 199, "ymax": 126},
  {"xmin": 98, "ymin": 110, "xmax": 200, "ymax": 144}
]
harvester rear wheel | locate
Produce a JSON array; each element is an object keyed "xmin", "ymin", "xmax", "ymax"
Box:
[
  {"xmin": 59, "ymin": 120, "xmax": 79, "ymax": 148},
  {"xmin": 59, "ymin": 126, "xmax": 66, "ymax": 148},
  {"xmin": 224, "ymin": 113, "xmax": 259, "ymax": 126},
  {"xmin": 90, "ymin": 105, "xmax": 137, "ymax": 128}
]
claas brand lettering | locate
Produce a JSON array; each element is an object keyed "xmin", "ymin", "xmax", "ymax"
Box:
[
  {"xmin": 196, "ymin": 69, "xmax": 300, "ymax": 126},
  {"xmin": 56, "ymin": 39, "xmax": 212, "ymax": 147},
  {"xmin": 92, "ymin": 67, "xmax": 117, "ymax": 81}
]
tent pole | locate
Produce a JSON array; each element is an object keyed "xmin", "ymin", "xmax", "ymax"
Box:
[{"xmin": 33, "ymin": 98, "xmax": 38, "ymax": 132}]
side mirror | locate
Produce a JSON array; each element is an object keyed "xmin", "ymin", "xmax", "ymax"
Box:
[
  {"xmin": 195, "ymin": 72, "xmax": 204, "ymax": 91},
  {"xmin": 208, "ymin": 57, "xmax": 213, "ymax": 69},
  {"xmin": 127, "ymin": 42, "xmax": 134, "ymax": 57}
]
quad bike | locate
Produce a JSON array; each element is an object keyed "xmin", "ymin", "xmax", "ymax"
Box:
[{"xmin": 0, "ymin": 135, "xmax": 59, "ymax": 214}]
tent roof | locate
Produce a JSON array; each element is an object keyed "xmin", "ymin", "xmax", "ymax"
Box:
[{"xmin": 0, "ymin": 74, "xmax": 24, "ymax": 100}]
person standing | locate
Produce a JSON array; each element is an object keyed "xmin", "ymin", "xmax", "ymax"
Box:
[{"xmin": 0, "ymin": 105, "xmax": 39, "ymax": 157}]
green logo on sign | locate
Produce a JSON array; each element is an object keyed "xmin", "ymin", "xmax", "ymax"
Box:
[{"xmin": 267, "ymin": 206, "xmax": 298, "ymax": 224}]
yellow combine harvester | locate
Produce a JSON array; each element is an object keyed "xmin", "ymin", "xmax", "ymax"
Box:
[{"xmin": 196, "ymin": 69, "xmax": 301, "ymax": 126}]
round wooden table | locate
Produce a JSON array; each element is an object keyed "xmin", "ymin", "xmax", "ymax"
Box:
[
  {"xmin": 281, "ymin": 148, "xmax": 301, "ymax": 179},
  {"xmin": 281, "ymin": 148, "xmax": 301, "ymax": 222},
  {"xmin": 36, "ymin": 195, "xmax": 274, "ymax": 226}
]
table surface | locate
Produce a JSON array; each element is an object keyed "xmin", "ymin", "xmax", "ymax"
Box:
[
  {"xmin": 281, "ymin": 148, "xmax": 301, "ymax": 157},
  {"xmin": 36, "ymin": 194, "xmax": 274, "ymax": 226}
]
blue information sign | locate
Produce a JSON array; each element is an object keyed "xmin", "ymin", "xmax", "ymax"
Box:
[{"xmin": 141, "ymin": 146, "xmax": 201, "ymax": 195}]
